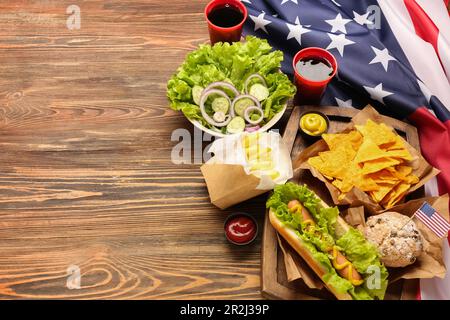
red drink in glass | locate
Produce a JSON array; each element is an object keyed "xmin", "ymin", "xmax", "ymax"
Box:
[
  {"xmin": 205, "ymin": 0, "xmax": 247, "ymax": 44},
  {"xmin": 292, "ymin": 47, "xmax": 338, "ymax": 105}
]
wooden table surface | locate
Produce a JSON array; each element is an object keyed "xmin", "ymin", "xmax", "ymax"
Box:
[{"xmin": 0, "ymin": 0, "xmax": 274, "ymax": 299}]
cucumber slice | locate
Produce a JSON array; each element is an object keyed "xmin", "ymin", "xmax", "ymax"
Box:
[
  {"xmin": 192, "ymin": 85, "xmax": 204, "ymax": 105},
  {"xmin": 227, "ymin": 116, "xmax": 245, "ymax": 134},
  {"xmin": 212, "ymin": 97, "xmax": 230, "ymax": 114},
  {"xmin": 233, "ymin": 98, "xmax": 254, "ymax": 117},
  {"xmin": 250, "ymin": 113, "xmax": 261, "ymax": 122},
  {"xmin": 249, "ymin": 83, "xmax": 269, "ymax": 101}
]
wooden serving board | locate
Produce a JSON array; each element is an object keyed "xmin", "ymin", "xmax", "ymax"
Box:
[{"xmin": 261, "ymin": 105, "xmax": 422, "ymax": 300}]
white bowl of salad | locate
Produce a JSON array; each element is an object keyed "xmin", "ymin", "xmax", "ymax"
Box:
[{"xmin": 167, "ymin": 36, "xmax": 296, "ymax": 137}]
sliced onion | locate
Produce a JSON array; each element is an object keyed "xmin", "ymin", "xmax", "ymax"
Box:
[
  {"xmin": 199, "ymin": 89, "xmax": 232, "ymax": 127},
  {"xmin": 245, "ymin": 125, "xmax": 261, "ymax": 133},
  {"xmin": 244, "ymin": 106, "xmax": 264, "ymax": 125},
  {"xmin": 244, "ymin": 73, "xmax": 267, "ymax": 94},
  {"xmin": 231, "ymin": 94, "xmax": 261, "ymax": 116},
  {"xmin": 204, "ymin": 81, "xmax": 239, "ymax": 98}
]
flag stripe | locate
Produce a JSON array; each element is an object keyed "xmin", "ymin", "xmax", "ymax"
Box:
[
  {"xmin": 408, "ymin": 108, "xmax": 450, "ymax": 198},
  {"xmin": 419, "ymin": 214, "xmax": 448, "ymax": 235},
  {"xmin": 416, "ymin": 209, "xmax": 450, "ymax": 237},
  {"xmin": 418, "ymin": 218, "xmax": 445, "ymax": 238},
  {"xmin": 416, "ymin": 211, "xmax": 443, "ymax": 234},
  {"xmin": 419, "ymin": 213, "xmax": 448, "ymax": 236},
  {"xmin": 417, "ymin": 209, "xmax": 449, "ymax": 233},
  {"xmin": 403, "ymin": 0, "xmax": 447, "ymax": 76},
  {"xmin": 415, "ymin": 212, "xmax": 439, "ymax": 234},
  {"xmin": 378, "ymin": 0, "xmax": 450, "ymax": 108},
  {"xmin": 416, "ymin": 211, "xmax": 446, "ymax": 236},
  {"xmin": 404, "ymin": 0, "xmax": 439, "ymax": 50},
  {"xmin": 430, "ymin": 218, "xmax": 450, "ymax": 234},
  {"xmin": 433, "ymin": 211, "xmax": 450, "ymax": 226}
]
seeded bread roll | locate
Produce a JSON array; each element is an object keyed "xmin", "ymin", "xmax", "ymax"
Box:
[{"xmin": 364, "ymin": 212, "xmax": 424, "ymax": 268}]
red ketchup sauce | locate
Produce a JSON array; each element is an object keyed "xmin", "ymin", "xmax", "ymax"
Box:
[{"xmin": 225, "ymin": 215, "xmax": 257, "ymax": 244}]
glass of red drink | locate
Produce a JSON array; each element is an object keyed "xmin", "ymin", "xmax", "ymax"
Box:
[
  {"xmin": 204, "ymin": 0, "xmax": 248, "ymax": 44},
  {"xmin": 292, "ymin": 47, "xmax": 338, "ymax": 105}
]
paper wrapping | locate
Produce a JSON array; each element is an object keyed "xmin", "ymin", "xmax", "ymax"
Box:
[
  {"xmin": 201, "ymin": 131, "xmax": 293, "ymax": 209},
  {"xmin": 340, "ymin": 196, "xmax": 448, "ymax": 281}
]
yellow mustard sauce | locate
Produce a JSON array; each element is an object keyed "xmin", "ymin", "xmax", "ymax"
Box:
[
  {"xmin": 332, "ymin": 246, "xmax": 364, "ymax": 286},
  {"xmin": 288, "ymin": 204, "xmax": 363, "ymax": 287},
  {"xmin": 300, "ymin": 113, "xmax": 327, "ymax": 136}
]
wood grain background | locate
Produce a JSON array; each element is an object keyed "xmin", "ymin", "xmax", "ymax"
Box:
[{"xmin": 0, "ymin": 0, "xmax": 274, "ymax": 299}]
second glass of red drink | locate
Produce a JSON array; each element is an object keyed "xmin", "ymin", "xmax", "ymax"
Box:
[{"xmin": 292, "ymin": 47, "xmax": 338, "ymax": 105}]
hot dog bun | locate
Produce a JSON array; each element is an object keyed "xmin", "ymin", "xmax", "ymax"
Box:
[{"xmin": 269, "ymin": 208, "xmax": 353, "ymax": 300}]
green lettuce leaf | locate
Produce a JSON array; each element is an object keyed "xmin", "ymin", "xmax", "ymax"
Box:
[
  {"xmin": 267, "ymin": 183, "xmax": 351, "ymax": 293},
  {"xmin": 266, "ymin": 182, "xmax": 389, "ymax": 300},
  {"xmin": 267, "ymin": 182, "xmax": 338, "ymax": 239},
  {"xmin": 298, "ymin": 233, "xmax": 354, "ymax": 294},
  {"xmin": 336, "ymin": 228, "xmax": 389, "ymax": 300},
  {"xmin": 167, "ymin": 36, "xmax": 296, "ymax": 129}
]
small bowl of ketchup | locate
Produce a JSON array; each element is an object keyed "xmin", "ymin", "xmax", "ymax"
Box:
[{"xmin": 224, "ymin": 212, "xmax": 258, "ymax": 246}]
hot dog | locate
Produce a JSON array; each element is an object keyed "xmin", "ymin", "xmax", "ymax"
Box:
[
  {"xmin": 267, "ymin": 183, "xmax": 388, "ymax": 300},
  {"xmin": 287, "ymin": 200, "xmax": 363, "ymax": 286}
]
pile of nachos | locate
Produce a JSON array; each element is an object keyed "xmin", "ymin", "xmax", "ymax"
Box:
[{"xmin": 308, "ymin": 119, "xmax": 419, "ymax": 209}]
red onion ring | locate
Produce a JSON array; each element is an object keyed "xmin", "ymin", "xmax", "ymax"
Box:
[
  {"xmin": 199, "ymin": 89, "xmax": 232, "ymax": 127},
  {"xmin": 244, "ymin": 73, "xmax": 267, "ymax": 94},
  {"xmin": 245, "ymin": 125, "xmax": 261, "ymax": 133},
  {"xmin": 231, "ymin": 94, "xmax": 261, "ymax": 117},
  {"xmin": 244, "ymin": 106, "xmax": 264, "ymax": 125},
  {"xmin": 204, "ymin": 81, "xmax": 239, "ymax": 98}
]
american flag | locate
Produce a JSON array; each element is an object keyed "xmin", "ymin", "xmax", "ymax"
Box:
[
  {"xmin": 241, "ymin": 0, "xmax": 450, "ymax": 299},
  {"xmin": 415, "ymin": 202, "xmax": 450, "ymax": 238}
]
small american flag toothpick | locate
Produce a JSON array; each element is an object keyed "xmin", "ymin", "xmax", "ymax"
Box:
[{"xmin": 414, "ymin": 202, "xmax": 450, "ymax": 238}]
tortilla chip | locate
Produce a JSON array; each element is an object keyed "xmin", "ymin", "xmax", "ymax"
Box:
[
  {"xmin": 391, "ymin": 165, "xmax": 413, "ymax": 177},
  {"xmin": 353, "ymin": 138, "xmax": 388, "ymax": 163},
  {"xmin": 322, "ymin": 131, "xmax": 363, "ymax": 151},
  {"xmin": 308, "ymin": 119, "xmax": 418, "ymax": 209},
  {"xmin": 367, "ymin": 169, "xmax": 398, "ymax": 184},
  {"xmin": 361, "ymin": 157, "xmax": 401, "ymax": 175},
  {"xmin": 334, "ymin": 164, "xmax": 360, "ymax": 193},
  {"xmin": 318, "ymin": 143, "xmax": 356, "ymax": 164},
  {"xmin": 404, "ymin": 174, "xmax": 419, "ymax": 184},
  {"xmin": 355, "ymin": 119, "xmax": 397, "ymax": 146},
  {"xmin": 330, "ymin": 161, "xmax": 361, "ymax": 193},
  {"xmin": 383, "ymin": 135, "xmax": 406, "ymax": 151},
  {"xmin": 337, "ymin": 163, "xmax": 378, "ymax": 193},
  {"xmin": 382, "ymin": 182, "xmax": 411, "ymax": 208},
  {"xmin": 385, "ymin": 148, "xmax": 413, "ymax": 161},
  {"xmin": 308, "ymin": 155, "xmax": 346, "ymax": 180},
  {"xmin": 311, "ymin": 144, "xmax": 358, "ymax": 180},
  {"xmin": 354, "ymin": 175, "xmax": 379, "ymax": 192},
  {"xmin": 370, "ymin": 182, "xmax": 397, "ymax": 203},
  {"xmin": 386, "ymin": 166, "xmax": 418, "ymax": 184}
]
